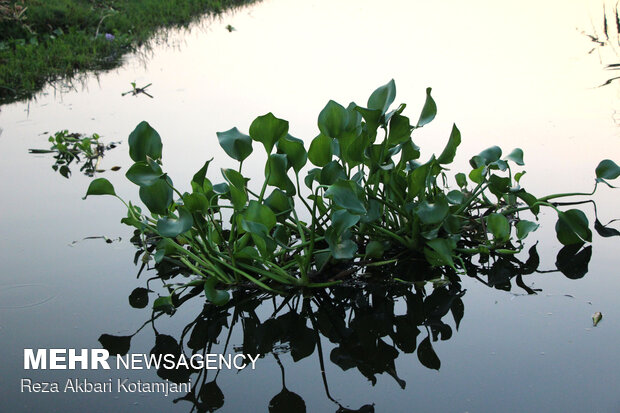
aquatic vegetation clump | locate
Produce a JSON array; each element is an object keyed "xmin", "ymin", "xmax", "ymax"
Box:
[
  {"xmin": 84, "ymin": 81, "xmax": 619, "ymax": 307},
  {"xmin": 30, "ymin": 129, "xmax": 119, "ymax": 178}
]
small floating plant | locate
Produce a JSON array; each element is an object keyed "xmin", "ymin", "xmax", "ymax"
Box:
[
  {"xmin": 30, "ymin": 129, "xmax": 119, "ymax": 178},
  {"xmin": 84, "ymin": 81, "xmax": 619, "ymax": 308}
]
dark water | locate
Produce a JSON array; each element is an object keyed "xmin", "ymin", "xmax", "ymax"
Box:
[{"xmin": 1, "ymin": 0, "xmax": 619, "ymax": 412}]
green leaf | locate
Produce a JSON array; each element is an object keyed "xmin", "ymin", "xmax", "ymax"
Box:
[
  {"xmin": 139, "ymin": 177, "xmax": 173, "ymax": 215},
  {"xmin": 407, "ymin": 157, "xmax": 435, "ymax": 199},
  {"xmin": 125, "ymin": 160, "xmax": 162, "ymax": 186},
  {"xmin": 424, "ymin": 238, "xmax": 456, "ymax": 268},
  {"xmin": 318, "ymin": 100, "xmax": 349, "ymax": 139},
  {"xmin": 387, "ymin": 114, "xmax": 412, "ymax": 145},
  {"xmin": 330, "ymin": 209, "xmax": 360, "ymax": 234},
  {"xmin": 470, "ymin": 146, "xmax": 502, "ymax": 168},
  {"xmin": 595, "ymin": 159, "xmax": 620, "ymax": 185},
  {"xmin": 417, "ymin": 196, "xmax": 449, "ymax": 225},
  {"xmin": 516, "ymin": 220, "xmax": 539, "ymax": 240},
  {"xmin": 468, "ymin": 165, "xmax": 486, "ymax": 184},
  {"xmin": 417, "ymin": 87, "xmax": 437, "ymax": 127},
  {"xmin": 216, "ymin": 127, "xmax": 253, "ymax": 162},
  {"xmin": 153, "ymin": 296, "xmax": 174, "ymax": 313},
  {"xmin": 244, "ymin": 200, "xmax": 276, "ymax": 231},
  {"xmin": 83, "ymin": 178, "xmax": 116, "ymax": 199},
  {"xmin": 157, "ymin": 207, "xmax": 194, "ymax": 237},
  {"xmin": 183, "ymin": 192, "xmax": 209, "ymax": 214},
  {"xmin": 204, "ymin": 278, "xmax": 230, "ymax": 306},
  {"xmin": 367, "ymin": 79, "xmax": 396, "ymax": 115},
  {"xmin": 276, "ymin": 134, "xmax": 307, "ymax": 173},
  {"xmin": 265, "ymin": 153, "xmax": 296, "ymax": 195},
  {"xmin": 555, "ymin": 209, "xmax": 592, "ymax": 245},
  {"xmin": 325, "ymin": 210, "xmax": 360, "ymax": 260},
  {"xmin": 325, "ymin": 180, "xmax": 366, "ymax": 214},
  {"xmin": 191, "ymin": 159, "xmax": 212, "ymax": 191},
  {"xmin": 487, "ymin": 213, "xmax": 510, "ymax": 243},
  {"xmin": 446, "ymin": 190, "xmax": 464, "ymax": 204},
  {"xmin": 365, "ymin": 240, "xmax": 384, "ymax": 259},
  {"xmin": 505, "ymin": 148, "xmax": 524, "ymax": 165},
  {"xmin": 455, "ymin": 173, "xmax": 467, "ymax": 188},
  {"xmin": 222, "ymin": 168, "xmax": 247, "ymax": 210},
  {"xmin": 400, "ymin": 140, "xmax": 421, "ymax": 163},
  {"xmin": 308, "ymin": 134, "xmax": 333, "ymax": 167},
  {"xmin": 265, "ymin": 189, "xmax": 292, "ymax": 222},
  {"xmin": 128, "ymin": 121, "xmax": 163, "ymax": 162},
  {"xmin": 329, "ymin": 239, "xmax": 357, "ymax": 260},
  {"xmin": 319, "ymin": 161, "xmax": 346, "ymax": 185},
  {"xmin": 437, "ymin": 124, "xmax": 461, "ymax": 165},
  {"xmin": 249, "ymin": 113, "xmax": 289, "ymax": 154}
]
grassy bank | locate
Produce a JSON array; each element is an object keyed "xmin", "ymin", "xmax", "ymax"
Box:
[{"xmin": 0, "ymin": 0, "xmax": 256, "ymax": 104}]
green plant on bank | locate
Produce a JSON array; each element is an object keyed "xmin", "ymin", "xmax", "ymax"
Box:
[
  {"xmin": 84, "ymin": 81, "xmax": 620, "ymax": 309},
  {"xmin": 29, "ymin": 129, "xmax": 119, "ymax": 177},
  {"xmin": 0, "ymin": 0, "xmax": 258, "ymax": 103}
]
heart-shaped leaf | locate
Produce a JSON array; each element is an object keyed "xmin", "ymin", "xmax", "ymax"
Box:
[
  {"xmin": 325, "ymin": 180, "xmax": 366, "ymax": 214},
  {"xmin": 516, "ymin": 220, "xmax": 539, "ymax": 240},
  {"xmin": 276, "ymin": 134, "xmax": 307, "ymax": 173},
  {"xmin": 128, "ymin": 121, "xmax": 163, "ymax": 162},
  {"xmin": 318, "ymin": 100, "xmax": 349, "ymax": 139},
  {"xmin": 139, "ymin": 176, "xmax": 173, "ymax": 215},
  {"xmin": 308, "ymin": 133, "xmax": 333, "ymax": 167},
  {"xmin": 555, "ymin": 209, "xmax": 592, "ymax": 245},
  {"xmin": 487, "ymin": 213, "xmax": 510, "ymax": 243},
  {"xmin": 249, "ymin": 113, "xmax": 288, "ymax": 154},
  {"xmin": 417, "ymin": 196, "xmax": 449, "ymax": 225},
  {"xmin": 125, "ymin": 160, "xmax": 163, "ymax": 186},
  {"xmin": 217, "ymin": 127, "xmax": 253, "ymax": 162},
  {"xmin": 367, "ymin": 79, "xmax": 396, "ymax": 115},
  {"xmin": 204, "ymin": 277, "xmax": 230, "ymax": 306}
]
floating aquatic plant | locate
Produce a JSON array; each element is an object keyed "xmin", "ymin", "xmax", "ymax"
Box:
[
  {"xmin": 30, "ymin": 130, "xmax": 119, "ymax": 178},
  {"xmin": 84, "ymin": 81, "xmax": 619, "ymax": 307}
]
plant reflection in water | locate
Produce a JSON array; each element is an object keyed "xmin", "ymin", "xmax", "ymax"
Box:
[{"xmin": 97, "ymin": 233, "xmax": 595, "ymax": 412}]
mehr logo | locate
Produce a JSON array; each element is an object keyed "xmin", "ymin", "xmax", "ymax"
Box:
[{"xmin": 24, "ymin": 349, "xmax": 110, "ymax": 370}]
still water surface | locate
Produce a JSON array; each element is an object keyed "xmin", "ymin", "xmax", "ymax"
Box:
[{"xmin": 0, "ymin": 0, "xmax": 619, "ymax": 411}]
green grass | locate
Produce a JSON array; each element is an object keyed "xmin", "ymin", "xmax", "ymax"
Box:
[{"xmin": 0, "ymin": 0, "xmax": 257, "ymax": 104}]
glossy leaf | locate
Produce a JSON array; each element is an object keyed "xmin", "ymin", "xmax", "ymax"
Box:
[
  {"xmin": 265, "ymin": 153, "xmax": 296, "ymax": 195},
  {"xmin": 424, "ymin": 238, "xmax": 456, "ymax": 268},
  {"xmin": 192, "ymin": 159, "xmax": 212, "ymax": 191},
  {"xmin": 487, "ymin": 213, "xmax": 510, "ymax": 242},
  {"xmin": 416, "ymin": 87, "xmax": 437, "ymax": 127},
  {"xmin": 367, "ymin": 79, "xmax": 396, "ymax": 115},
  {"xmin": 325, "ymin": 180, "xmax": 366, "ymax": 214},
  {"xmin": 83, "ymin": 178, "xmax": 116, "ymax": 199},
  {"xmin": 505, "ymin": 148, "xmax": 524, "ymax": 165},
  {"xmin": 125, "ymin": 160, "xmax": 162, "ymax": 186},
  {"xmin": 249, "ymin": 113, "xmax": 289, "ymax": 154},
  {"xmin": 245, "ymin": 200, "xmax": 277, "ymax": 231},
  {"xmin": 308, "ymin": 134, "xmax": 332, "ymax": 167},
  {"xmin": 128, "ymin": 121, "xmax": 162, "ymax": 162},
  {"xmin": 516, "ymin": 220, "xmax": 539, "ymax": 240},
  {"xmin": 417, "ymin": 196, "xmax": 449, "ymax": 225},
  {"xmin": 470, "ymin": 146, "xmax": 502, "ymax": 168},
  {"xmin": 276, "ymin": 134, "xmax": 307, "ymax": 173},
  {"xmin": 437, "ymin": 124, "xmax": 461, "ymax": 165},
  {"xmin": 157, "ymin": 207, "xmax": 193, "ymax": 237},
  {"xmin": 595, "ymin": 159, "xmax": 620, "ymax": 180},
  {"xmin": 217, "ymin": 127, "xmax": 253, "ymax": 162},
  {"xmin": 387, "ymin": 114, "xmax": 412, "ymax": 145},
  {"xmin": 139, "ymin": 177, "xmax": 173, "ymax": 215},
  {"xmin": 204, "ymin": 277, "xmax": 230, "ymax": 306},
  {"xmin": 555, "ymin": 209, "xmax": 592, "ymax": 245},
  {"xmin": 318, "ymin": 100, "xmax": 348, "ymax": 139},
  {"xmin": 153, "ymin": 295, "xmax": 174, "ymax": 314},
  {"xmin": 222, "ymin": 168, "xmax": 247, "ymax": 210}
]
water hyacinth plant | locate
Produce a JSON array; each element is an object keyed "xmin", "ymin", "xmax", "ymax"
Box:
[{"xmin": 84, "ymin": 81, "xmax": 619, "ymax": 308}]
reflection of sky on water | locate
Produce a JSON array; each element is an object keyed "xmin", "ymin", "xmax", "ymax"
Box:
[{"xmin": 0, "ymin": 0, "xmax": 619, "ymax": 411}]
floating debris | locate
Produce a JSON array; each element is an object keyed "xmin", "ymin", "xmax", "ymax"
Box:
[
  {"xmin": 226, "ymin": 24, "xmax": 236, "ymax": 32},
  {"xmin": 122, "ymin": 82, "xmax": 153, "ymax": 98},
  {"xmin": 592, "ymin": 311, "xmax": 603, "ymax": 327}
]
